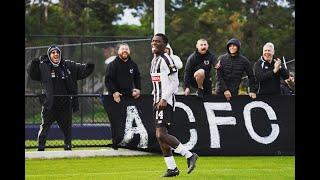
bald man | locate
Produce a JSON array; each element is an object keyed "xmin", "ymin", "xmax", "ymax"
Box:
[{"xmin": 183, "ymin": 39, "xmax": 219, "ymax": 98}]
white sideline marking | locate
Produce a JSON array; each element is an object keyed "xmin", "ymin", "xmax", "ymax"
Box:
[
  {"xmin": 26, "ymin": 170, "xmax": 163, "ymax": 177},
  {"xmin": 25, "ymin": 149, "xmax": 156, "ymax": 159}
]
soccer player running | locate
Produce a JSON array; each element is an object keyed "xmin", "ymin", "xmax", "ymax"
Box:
[{"xmin": 150, "ymin": 33, "xmax": 198, "ymax": 177}]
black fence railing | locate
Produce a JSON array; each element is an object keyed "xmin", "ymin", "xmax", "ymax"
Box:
[
  {"xmin": 25, "ymin": 37, "xmax": 153, "ymax": 95},
  {"xmin": 25, "ymin": 94, "xmax": 112, "ymax": 149}
]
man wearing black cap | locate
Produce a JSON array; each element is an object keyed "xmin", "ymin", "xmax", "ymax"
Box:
[
  {"xmin": 215, "ymin": 38, "xmax": 257, "ymax": 100},
  {"xmin": 27, "ymin": 45, "xmax": 95, "ymax": 151}
]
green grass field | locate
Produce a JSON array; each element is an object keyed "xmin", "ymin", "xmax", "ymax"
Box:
[{"xmin": 25, "ymin": 155, "xmax": 294, "ymax": 179}]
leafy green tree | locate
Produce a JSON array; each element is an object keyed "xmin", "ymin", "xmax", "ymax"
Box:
[{"xmin": 26, "ymin": 0, "xmax": 294, "ymax": 93}]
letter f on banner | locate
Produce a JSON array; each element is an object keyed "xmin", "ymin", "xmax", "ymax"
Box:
[
  {"xmin": 119, "ymin": 106, "xmax": 148, "ymax": 148},
  {"xmin": 204, "ymin": 102, "xmax": 236, "ymax": 148}
]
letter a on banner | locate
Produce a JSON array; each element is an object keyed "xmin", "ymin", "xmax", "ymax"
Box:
[{"xmin": 119, "ymin": 106, "xmax": 148, "ymax": 148}]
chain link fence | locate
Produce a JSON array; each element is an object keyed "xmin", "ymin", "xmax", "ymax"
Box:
[
  {"xmin": 25, "ymin": 36, "xmax": 295, "ymax": 149},
  {"xmin": 25, "ymin": 36, "xmax": 154, "ymax": 95},
  {"xmin": 25, "ymin": 94, "xmax": 112, "ymax": 149},
  {"xmin": 25, "ymin": 36, "xmax": 154, "ymax": 149}
]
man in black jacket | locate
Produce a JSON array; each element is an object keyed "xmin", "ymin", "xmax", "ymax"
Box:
[
  {"xmin": 253, "ymin": 42, "xmax": 291, "ymax": 95},
  {"xmin": 27, "ymin": 45, "xmax": 95, "ymax": 151},
  {"xmin": 105, "ymin": 43, "xmax": 141, "ymax": 103},
  {"xmin": 183, "ymin": 39, "xmax": 219, "ymax": 98},
  {"xmin": 280, "ymin": 73, "xmax": 295, "ymax": 95},
  {"xmin": 215, "ymin": 38, "xmax": 257, "ymax": 100}
]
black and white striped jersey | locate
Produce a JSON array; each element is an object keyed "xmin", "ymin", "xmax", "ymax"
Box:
[{"xmin": 150, "ymin": 53, "xmax": 179, "ymax": 107}]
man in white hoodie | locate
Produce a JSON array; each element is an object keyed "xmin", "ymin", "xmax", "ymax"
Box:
[
  {"xmin": 164, "ymin": 44, "xmax": 183, "ymax": 94},
  {"xmin": 164, "ymin": 44, "xmax": 183, "ymax": 70}
]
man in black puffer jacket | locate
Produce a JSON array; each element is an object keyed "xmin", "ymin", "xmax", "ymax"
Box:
[
  {"xmin": 215, "ymin": 38, "xmax": 257, "ymax": 100},
  {"xmin": 27, "ymin": 45, "xmax": 95, "ymax": 151}
]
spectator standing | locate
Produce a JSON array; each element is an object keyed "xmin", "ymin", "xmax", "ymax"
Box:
[
  {"xmin": 183, "ymin": 39, "xmax": 219, "ymax": 98},
  {"xmin": 165, "ymin": 44, "xmax": 183, "ymax": 70},
  {"xmin": 215, "ymin": 38, "xmax": 257, "ymax": 100},
  {"xmin": 253, "ymin": 42, "xmax": 291, "ymax": 95},
  {"xmin": 281, "ymin": 72, "xmax": 295, "ymax": 95},
  {"xmin": 165, "ymin": 44, "xmax": 183, "ymax": 94},
  {"xmin": 103, "ymin": 46, "xmax": 117, "ymax": 65},
  {"xmin": 27, "ymin": 45, "xmax": 95, "ymax": 151},
  {"xmin": 105, "ymin": 43, "xmax": 141, "ymax": 103}
]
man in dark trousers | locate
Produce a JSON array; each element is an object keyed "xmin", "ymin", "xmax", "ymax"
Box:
[
  {"xmin": 215, "ymin": 38, "xmax": 257, "ymax": 100},
  {"xmin": 150, "ymin": 33, "xmax": 198, "ymax": 177},
  {"xmin": 183, "ymin": 39, "xmax": 219, "ymax": 98},
  {"xmin": 27, "ymin": 45, "xmax": 94, "ymax": 151},
  {"xmin": 253, "ymin": 42, "xmax": 291, "ymax": 95},
  {"xmin": 105, "ymin": 43, "xmax": 141, "ymax": 103}
]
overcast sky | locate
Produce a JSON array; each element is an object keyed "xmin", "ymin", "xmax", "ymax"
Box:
[
  {"xmin": 33, "ymin": 0, "xmax": 142, "ymax": 26},
  {"xmin": 113, "ymin": 8, "xmax": 141, "ymax": 26}
]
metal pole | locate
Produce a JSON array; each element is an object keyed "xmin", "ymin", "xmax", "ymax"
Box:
[
  {"xmin": 80, "ymin": 37, "xmax": 83, "ymax": 125},
  {"xmin": 154, "ymin": 0, "xmax": 165, "ymax": 35},
  {"xmin": 91, "ymin": 44, "xmax": 95, "ymax": 123},
  {"xmin": 282, "ymin": 56, "xmax": 288, "ymax": 69}
]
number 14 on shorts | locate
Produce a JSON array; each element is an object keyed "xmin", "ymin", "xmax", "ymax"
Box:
[{"xmin": 156, "ymin": 110, "xmax": 164, "ymax": 120}]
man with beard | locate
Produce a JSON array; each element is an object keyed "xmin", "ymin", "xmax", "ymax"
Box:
[
  {"xmin": 183, "ymin": 39, "xmax": 219, "ymax": 98},
  {"xmin": 27, "ymin": 45, "xmax": 95, "ymax": 151},
  {"xmin": 150, "ymin": 33, "xmax": 198, "ymax": 177},
  {"xmin": 105, "ymin": 43, "xmax": 141, "ymax": 103}
]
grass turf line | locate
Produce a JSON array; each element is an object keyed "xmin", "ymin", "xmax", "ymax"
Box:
[{"xmin": 26, "ymin": 155, "xmax": 294, "ymax": 179}]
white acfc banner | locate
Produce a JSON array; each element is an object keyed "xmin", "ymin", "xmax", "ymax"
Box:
[{"xmin": 120, "ymin": 101, "xmax": 280, "ymax": 150}]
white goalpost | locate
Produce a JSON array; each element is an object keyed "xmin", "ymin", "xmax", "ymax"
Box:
[{"xmin": 154, "ymin": 0, "xmax": 165, "ymax": 35}]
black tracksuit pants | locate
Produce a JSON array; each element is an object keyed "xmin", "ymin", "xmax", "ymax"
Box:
[{"xmin": 38, "ymin": 101, "xmax": 72, "ymax": 149}]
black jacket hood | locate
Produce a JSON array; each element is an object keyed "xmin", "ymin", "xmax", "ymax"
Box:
[
  {"xmin": 226, "ymin": 38, "xmax": 241, "ymax": 54},
  {"xmin": 47, "ymin": 45, "xmax": 62, "ymax": 67}
]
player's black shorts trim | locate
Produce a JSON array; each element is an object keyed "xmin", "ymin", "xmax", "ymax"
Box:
[{"xmin": 153, "ymin": 104, "xmax": 174, "ymax": 128}]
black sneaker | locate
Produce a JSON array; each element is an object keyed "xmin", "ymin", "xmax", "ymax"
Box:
[
  {"xmin": 187, "ymin": 153, "xmax": 199, "ymax": 174},
  {"xmin": 64, "ymin": 145, "xmax": 72, "ymax": 151},
  {"xmin": 196, "ymin": 88, "xmax": 204, "ymax": 98},
  {"xmin": 162, "ymin": 167, "xmax": 180, "ymax": 177},
  {"xmin": 37, "ymin": 148, "xmax": 45, "ymax": 151}
]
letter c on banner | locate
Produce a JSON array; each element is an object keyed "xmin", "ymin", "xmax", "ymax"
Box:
[
  {"xmin": 175, "ymin": 102, "xmax": 198, "ymax": 150},
  {"xmin": 243, "ymin": 101, "xmax": 279, "ymax": 144}
]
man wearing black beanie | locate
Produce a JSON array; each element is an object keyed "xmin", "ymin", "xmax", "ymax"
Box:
[{"xmin": 27, "ymin": 44, "xmax": 95, "ymax": 151}]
